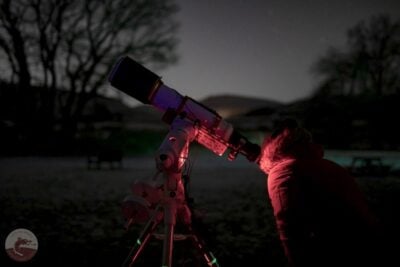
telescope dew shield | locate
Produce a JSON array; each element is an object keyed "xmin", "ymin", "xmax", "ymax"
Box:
[{"xmin": 108, "ymin": 56, "xmax": 161, "ymax": 104}]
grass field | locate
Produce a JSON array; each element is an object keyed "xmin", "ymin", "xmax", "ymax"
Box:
[{"xmin": 1, "ymin": 150, "xmax": 399, "ymax": 267}]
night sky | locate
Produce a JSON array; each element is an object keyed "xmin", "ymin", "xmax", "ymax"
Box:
[{"xmin": 141, "ymin": 0, "xmax": 400, "ymax": 106}]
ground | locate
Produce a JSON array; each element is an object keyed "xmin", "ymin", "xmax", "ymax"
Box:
[{"xmin": 0, "ymin": 150, "xmax": 399, "ymax": 266}]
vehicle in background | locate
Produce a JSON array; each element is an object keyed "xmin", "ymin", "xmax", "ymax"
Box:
[{"xmin": 347, "ymin": 156, "xmax": 392, "ymax": 177}]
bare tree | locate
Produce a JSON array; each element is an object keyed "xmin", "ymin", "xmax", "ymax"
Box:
[
  {"xmin": 312, "ymin": 14, "xmax": 400, "ymax": 97},
  {"xmin": 0, "ymin": 0, "xmax": 179, "ymax": 136},
  {"xmin": 0, "ymin": 0, "xmax": 35, "ymax": 132}
]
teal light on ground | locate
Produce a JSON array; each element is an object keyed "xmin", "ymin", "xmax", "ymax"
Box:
[
  {"xmin": 136, "ymin": 239, "xmax": 142, "ymax": 246},
  {"xmin": 209, "ymin": 252, "xmax": 218, "ymax": 266}
]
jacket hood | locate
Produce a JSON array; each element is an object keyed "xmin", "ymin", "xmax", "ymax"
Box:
[{"xmin": 259, "ymin": 126, "xmax": 324, "ymax": 173}]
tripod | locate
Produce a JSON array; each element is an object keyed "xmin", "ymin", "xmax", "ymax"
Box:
[{"xmin": 121, "ymin": 116, "xmax": 220, "ymax": 267}]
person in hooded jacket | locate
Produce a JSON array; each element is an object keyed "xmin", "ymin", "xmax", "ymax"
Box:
[{"xmin": 258, "ymin": 118, "xmax": 387, "ymax": 267}]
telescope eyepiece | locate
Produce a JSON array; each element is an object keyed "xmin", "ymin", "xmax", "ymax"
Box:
[{"xmin": 242, "ymin": 142, "xmax": 261, "ymax": 162}]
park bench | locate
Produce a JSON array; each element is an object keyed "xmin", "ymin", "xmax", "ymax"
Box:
[{"xmin": 87, "ymin": 146, "xmax": 123, "ymax": 170}]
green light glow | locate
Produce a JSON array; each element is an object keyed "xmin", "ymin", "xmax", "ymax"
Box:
[
  {"xmin": 209, "ymin": 252, "xmax": 218, "ymax": 266},
  {"xmin": 136, "ymin": 239, "xmax": 142, "ymax": 246}
]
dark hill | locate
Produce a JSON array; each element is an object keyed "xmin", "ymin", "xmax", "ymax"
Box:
[{"xmin": 200, "ymin": 94, "xmax": 282, "ymax": 118}]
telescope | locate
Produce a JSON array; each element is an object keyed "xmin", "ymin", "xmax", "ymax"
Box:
[
  {"xmin": 108, "ymin": 56, "xmax": 260, "ymax": 267},
  {"xmin": 108, "ymin": 56, "xmax": 260, "ymax": 162}
]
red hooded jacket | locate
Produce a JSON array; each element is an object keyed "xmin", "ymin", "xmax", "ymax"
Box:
[{"xmin": 260, "ymin": 126, "xmax": 384, "ymax": 267}]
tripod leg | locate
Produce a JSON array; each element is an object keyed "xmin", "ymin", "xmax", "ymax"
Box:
[
  {"xmin": 187, "ymin": 226, "xmax": 220, "ymax": 267},
  {"xmin": 122, "ymin": 206, "xmax": 161, "ymax": 267},
  {"xmin": 162, "ymin": 223, "xmax": 175, "ymax": 267},
  {"xmin": 161, "ymin": 201, "xmax": 177, "ymax": 267}
]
